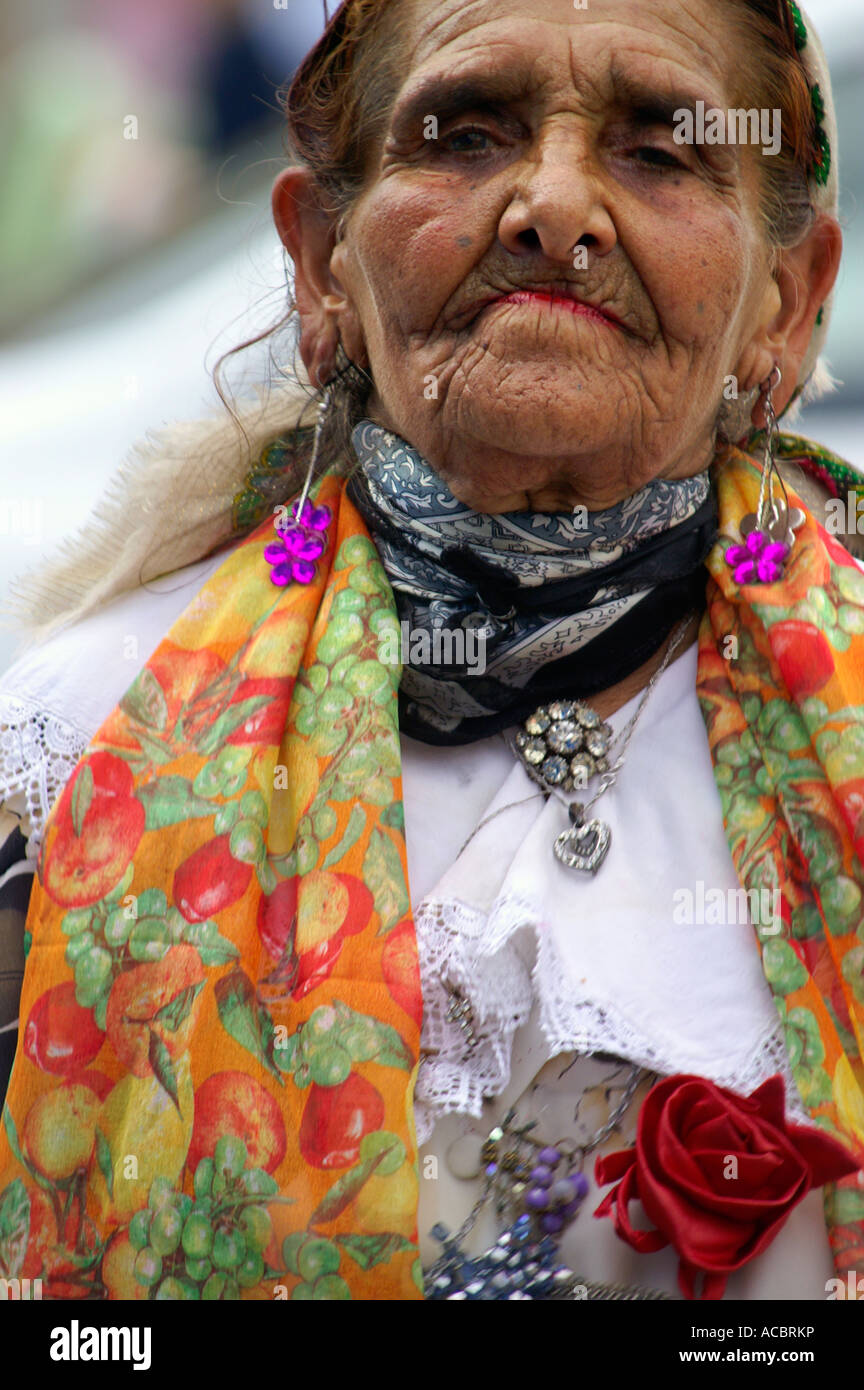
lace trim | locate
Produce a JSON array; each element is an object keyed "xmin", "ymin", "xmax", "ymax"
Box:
[
  {"xmin": 0, "ymin": 692, "xmax": 89, "ymax": 851},
  {"xmin": 414, "ymin": 893, "xmax": 809, "ymax": 1146}
]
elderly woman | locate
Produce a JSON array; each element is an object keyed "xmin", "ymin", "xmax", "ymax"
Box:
[{"xmin": 1, "ymin": 0, "xmax": 863, "ymax": 1303}]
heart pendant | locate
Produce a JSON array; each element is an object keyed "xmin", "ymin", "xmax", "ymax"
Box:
[{"xmin": 553, "ymin": 818, "xmax": 611, "ymax": 874}]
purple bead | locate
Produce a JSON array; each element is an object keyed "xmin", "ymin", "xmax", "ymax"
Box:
[
  {"xmin": 733, "ymin": 560, "xmax": 756, "ymax": 585},
  {"xmin": 745, "ymin": 529, "xmax": 767, "ymax": 554},
  {"xmin": 296, "ymin": 534, "xmax": 326, "ymax": 561},
  {"xmin": 540, "ymin": 1213, "xmax": 565, "ymax": 1235},
  {"xmin": 549, "ymin": 1178, "xmax": 578, "ymax": 1207},
  {"xmin": 757, "ymin": 558, "xmax": 782, "ymax": 583},
  {"xmin": 485, "ymin": 1163, "xmax": 498, "ymax": 1177},
  {"xmin": 538, "ymin": 1147, "xmax": 561, "ymax": 1166},
  {"xmin": 292, "ymin": 559, "xmax": 316, "ymax": 585},
  {"xmin": 525, "ymin": 1188, "xmax": 550, "ymax": 1211},
  {"xmin": 263, "ymin": 542, "xmax": 287, "ymax": 564},
  {"xmin": 269, "ymin": 564, "xmax": 291, "ymax": 586},
  {"xmin": 571, "ymin": 1171, "xmax": 589, "ymax": 1201},
  {"xmin": 724, "ymin": 543, "xmax": 748, "ymax": 567},
  {"xmin": 529, "ymin": 1165, "xmax": 553, "ymax": 1189},
  {"xmin": 308, "ymin": 504, "xmax": 332, "ymax": 531},
  {"xmin": 292, "ymin": 499, "xmax": 313, "ymax": 525}
]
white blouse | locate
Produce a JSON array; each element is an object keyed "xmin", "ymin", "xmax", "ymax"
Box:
[{"xmin": 0, "ymin": 545, "xmax": 838, "ymax": 1299}]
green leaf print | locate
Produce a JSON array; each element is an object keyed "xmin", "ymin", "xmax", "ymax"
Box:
[
  {"xmin": 363, "ymin": 828, "xmax": 409, "ymax": 937},
  {"xmin": 0, "ymin": 1179, "xmax": 30, "ymax": 1279}
]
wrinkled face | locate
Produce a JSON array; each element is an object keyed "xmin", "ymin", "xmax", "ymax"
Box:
[{"xmin": 329, "ymin": 0, "xmax": 784, "ymax": 511}]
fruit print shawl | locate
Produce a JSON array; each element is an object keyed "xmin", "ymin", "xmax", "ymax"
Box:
[{"xmin": 2, "ymin": 444, "xmax": 864, "ymax": 1301}]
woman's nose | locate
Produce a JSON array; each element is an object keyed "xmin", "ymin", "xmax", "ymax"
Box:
[{"xmin": 496, "ymin": 125, "xmax": 617, "ymax": 264}]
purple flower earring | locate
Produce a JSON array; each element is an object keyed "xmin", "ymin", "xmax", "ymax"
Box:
[
  {"xmin": 265, "ymin": 383, "xmax": 334, "ymax": 587},
  {"xmin": 265, "ymin": 496, "xmax": 332, "ymax": 586},
  {"xmin": 724, "ymin": 366, "xmax": 804, "ymax": 585}
]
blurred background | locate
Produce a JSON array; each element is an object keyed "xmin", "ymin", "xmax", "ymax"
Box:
[{"xmin": 0, "ymin": 0, "xmax": 862, "ymax": 673}]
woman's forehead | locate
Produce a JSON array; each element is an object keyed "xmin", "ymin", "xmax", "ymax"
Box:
[{"xmin": 398, "ymin": 0, "xmax": 742, "ymax": 96}]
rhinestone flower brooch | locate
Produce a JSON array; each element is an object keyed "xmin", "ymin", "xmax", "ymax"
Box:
[{"xmin": 515, "ymin": 700, "xmax": 612, "ymax": 792}]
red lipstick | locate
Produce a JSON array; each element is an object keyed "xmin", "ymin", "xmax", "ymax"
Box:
[{"xmin": 488, "ymin": 289, "xmax": 622, "ymax": 328}]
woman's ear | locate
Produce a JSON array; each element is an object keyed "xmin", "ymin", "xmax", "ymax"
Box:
[
  {"xmin": 272, "ymin": 167, "xmax": 353, "ymax": 388},
  {"xmin": 761, "ymin": 214, "xmax": 843, "ymax": 418}
]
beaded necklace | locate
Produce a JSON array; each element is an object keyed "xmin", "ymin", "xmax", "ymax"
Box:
[{"xmin": 423, "ymin": 1054, "xmax": 673, "ymax": 1301}]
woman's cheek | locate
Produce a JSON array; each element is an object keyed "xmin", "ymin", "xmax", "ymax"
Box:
[
  {"xmin": 353, "ymin": 182, "xmax": 475, "ymax": 326},
  {"xmin": 633, "ymin": 206, "xmax": 753, "ymax": 352},
  {"xmin": 619, "ymin": 180, "xmax": 755, "ymax": 346}
]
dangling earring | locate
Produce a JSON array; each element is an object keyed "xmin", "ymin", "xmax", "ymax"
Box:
[
  {"xmin": 724, "ymin": 366, "xmax": 804, "ymax": 585},
  {"xmin": 264, "ymin": 380, "xmax": 335, "ymax": 587}
]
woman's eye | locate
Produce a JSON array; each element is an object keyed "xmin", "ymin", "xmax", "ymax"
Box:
[
  {"xmin": 632, "ymin": 145, "xmax": 686, "ymax": 170},
  {"xmin": 439, "ymin": 126, "xmax": 498, "ymax": 155}
]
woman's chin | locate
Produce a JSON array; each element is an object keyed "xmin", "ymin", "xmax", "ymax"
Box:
[
  {"xmin": 436, "ymin": 397, "xmax": 632, "ymax": 475},
  {"xmin": 430, "ymin": 446, "xmax": 635, "ymax": 514}
]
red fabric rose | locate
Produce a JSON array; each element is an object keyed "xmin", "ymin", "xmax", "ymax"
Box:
[{"xmin": 594, "ymin": 1073, "xmax": 860, "ymax": 1300}]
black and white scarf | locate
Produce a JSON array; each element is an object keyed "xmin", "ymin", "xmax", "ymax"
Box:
[{"xmin": 347, "ymin": 420, "xmax": 717, "ymax": 744}]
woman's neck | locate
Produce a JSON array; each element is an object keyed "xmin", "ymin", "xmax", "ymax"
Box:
[{"xmin": 588, "ymin": 611, "xmax": 702, "ymax": 721}]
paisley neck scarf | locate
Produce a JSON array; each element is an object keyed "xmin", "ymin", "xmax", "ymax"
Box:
[
  {"xmin": 348, "ymin": 421, "xmax": 717, "ymax": 743},
  {"xmin": 1, "ymin": 441, "xmax": 864, "ymax": 1302}
]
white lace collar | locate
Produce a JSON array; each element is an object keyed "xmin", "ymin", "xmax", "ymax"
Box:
[{"xmin": 399, "ymin": 645, "xmax": 807, "ymax": 1143}]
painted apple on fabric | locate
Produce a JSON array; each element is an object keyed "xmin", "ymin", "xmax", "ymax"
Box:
[
  {"xmin": 293, "ymin": 872, "xmax": 375, "ymax": 998},
  {"xmin": 257, "ymin": 876, "xmax": 298, "ymax": 961},
  {"xmin": 331, "ymin": 873, "xmax": 375, "ymax": 938},
  {"xmin": 173, "ymin": 833, "xmax": 253, "ymax": 922},
  {"xmin": 299, "ymin": 1073, "xmax": 385, "ymax": 1169},
  {"xmin": 148, "ymin": 644, "xmax": 227, "ymax": 728},
  {"xmin": 770, "ymin": 621, "xmax": 834, "ymax": 698},
  {"xmin": 226, "ymin": 676, "xmax": 294, "ymax": 745},
  {"xmin": 22, "ymin": 1082, "xmax": 101, "ymax": 1182},
  {"xmin": 105, "ymin": 945, "xmax": 206, "ymax": 1078},
  {"xmin": 43, "ymin": 752, "xmax": 146, "ymax": 908},
  {"xmin": 258, "ymin": 871, "xmax": 375, "ymax": 999},
  {"xmin": 100, "ymin": 1229, "xmax": 151, "ymax": 1301},
  {"xmin": 257, "ymin": 874, "xmax": 342, "ymax": 999},
  {"xmin": 381, "ymin": 919, "xmax": 423, "ymax": 1026},
  {"xmin": 187, "ymin": 1070, "xmax": 287, "ymax": 1175},
  {"xmin": 24, "ymin": 981, "xmax": 105, "ymax": 1075}
]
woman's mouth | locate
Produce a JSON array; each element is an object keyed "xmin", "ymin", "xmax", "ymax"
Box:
[{"xmin": 483, "ymin": 290, "xmax": 623, "ymax": 328}]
